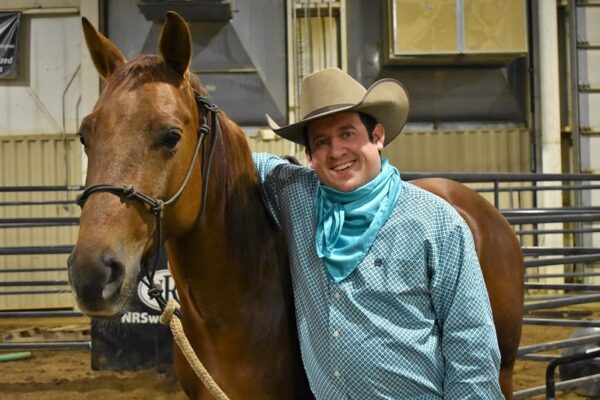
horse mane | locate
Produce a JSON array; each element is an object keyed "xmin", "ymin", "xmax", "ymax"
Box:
[
  {"xmin": 210, "ymin": 110, "xmax": 283, "ymax": 277},
  {"xmin": 105, "ymin": 54, "xmax": 279, "ymax": 276}
]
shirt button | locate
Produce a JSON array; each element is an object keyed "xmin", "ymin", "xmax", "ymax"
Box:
[
  {"xmin": 332, "ymin": 330, "xmax": 340, "ymax": 337},
  {"xmin": 334, "ymin": 370, "xmax": 341, "ymax": 378},
  {"xmin": 334, "ymin": 291, "xmax": 341, "ymax": 300}
]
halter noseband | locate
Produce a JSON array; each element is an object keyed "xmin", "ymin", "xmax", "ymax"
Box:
[{"xmin": 75, "ymin": 93, "xmax": 220, "ymax": 317}]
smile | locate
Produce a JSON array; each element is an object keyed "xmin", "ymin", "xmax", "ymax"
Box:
[{"xmin": 332, "ymin": 161, "xmax": 354, "ymax": 171}]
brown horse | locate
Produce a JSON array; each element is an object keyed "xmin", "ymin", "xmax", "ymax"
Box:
[
  {"xmin": 68, "ymin": 12, "xmax": 311, "ymax": 400},
  {"xmin": 67, "ymin": 12, "xmax": 523, "ymax": 400}
]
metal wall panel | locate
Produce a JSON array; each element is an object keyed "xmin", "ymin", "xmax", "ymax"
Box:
[
  {"xmin": 107, "ymin": 0, "xmax": 288, "ymax": 127},
  {"xmin": 245, "ymin": 129, "xmax": 304, "ymax": 161},
  {"xmin": 0, "ymin": 135, "xmax": 81, "ymax": 310},
  {"xmin": 383, "ymin": 128, "xmax": 531, "ymax": 173}
]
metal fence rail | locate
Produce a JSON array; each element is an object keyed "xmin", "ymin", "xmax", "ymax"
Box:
[
  {"xmin": 0, "ymin": 185, "xmax": 84, "ymax": 351},
  {"xmin": 2, "ymin": 174, "xmax": 600, "ymax": 395}
]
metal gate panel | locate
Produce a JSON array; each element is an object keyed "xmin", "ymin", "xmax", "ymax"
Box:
[{"xmin": 0, "ymin": 134, "xmax": 81, "ymax": 310}]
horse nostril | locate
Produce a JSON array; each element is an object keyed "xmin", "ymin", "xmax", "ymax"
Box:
[{"xmin": 102, "ymin": 259, "xmax": 125, "ymax": 300}]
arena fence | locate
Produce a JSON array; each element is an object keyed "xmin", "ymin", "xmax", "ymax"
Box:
[
  {"xmin": 0, "ymin": 185, "xmax": 87, "ymax": 351},
  {"xmin": 2, "ymin": 173, "xmax": 600, "ymax": 397},
  {"xmin": 402, "ymin": 172, "xmax": 600, "ymax": 399}
]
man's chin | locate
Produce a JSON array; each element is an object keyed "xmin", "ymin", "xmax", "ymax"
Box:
[{"xmin": 326, "ymin": 179, "xmax": 358, "ymax": 193}]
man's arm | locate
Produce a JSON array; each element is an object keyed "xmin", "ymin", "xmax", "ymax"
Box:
[
  {"xmin": 252, "ymin": 152, "xmax": 291, "ymax": 230},
  {"xmin": 430, "ymin": 212, "xmax": 503, "ymax": 399}
]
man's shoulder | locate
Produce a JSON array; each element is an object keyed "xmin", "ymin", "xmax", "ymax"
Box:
[{"xmin": 253, "ymin": 153, "xmax": 318, "ymax": 196}]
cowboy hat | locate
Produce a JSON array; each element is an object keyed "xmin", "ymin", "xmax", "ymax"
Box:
[{"xmin": 266, "ymin": 67, "xmax": 410, "ymax": 146}]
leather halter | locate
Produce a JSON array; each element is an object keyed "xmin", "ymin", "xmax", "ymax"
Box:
[{"xmin": 76, "ymin": 93, "xmax": 220, "ymax": 317}]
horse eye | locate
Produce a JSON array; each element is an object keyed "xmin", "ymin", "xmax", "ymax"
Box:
[
  {"xmin": 161, "ymin": 129, "xmax": 182, "ymax": 149},
  {"xmin": 79, "ymin": 134, "xmax": 86, "ymax": 147}
]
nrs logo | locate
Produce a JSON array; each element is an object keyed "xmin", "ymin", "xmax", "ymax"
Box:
[{"xmin": 137, "ymin": 269, "xmax": 179, "ymax": 311}]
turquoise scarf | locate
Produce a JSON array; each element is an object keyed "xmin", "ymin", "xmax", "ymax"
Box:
[{"xmin": 315, "ymin": 158, "xmax": 402, "ymax": 282}]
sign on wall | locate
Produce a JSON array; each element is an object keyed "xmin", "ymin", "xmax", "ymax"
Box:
[{"xmin": 0, "ymin": 12, "xmax": 20, "ymax": 78}]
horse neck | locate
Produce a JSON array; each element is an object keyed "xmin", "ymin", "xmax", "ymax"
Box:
[{"xmin": 169, "ymin": 115, "xmax": 288, "ymax": 327}]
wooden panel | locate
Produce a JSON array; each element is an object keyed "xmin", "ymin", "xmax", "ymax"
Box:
[{"xmin": 0, "ymin": 135, "xmax": 82, "ymax": 310}]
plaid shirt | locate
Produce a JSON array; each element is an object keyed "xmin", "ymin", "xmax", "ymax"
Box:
[{"xmin": 253, "ymin": 153, "xmax": 503, "ymax": 399}]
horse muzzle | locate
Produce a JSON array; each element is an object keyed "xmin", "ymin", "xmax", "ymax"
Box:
[{"xmin": 67, "ymin": 247, "xmax": 132, "ymax": 317}]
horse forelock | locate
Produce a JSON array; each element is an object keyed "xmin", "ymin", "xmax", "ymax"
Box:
[{"xmin": 101, "ymin": 55, "xmax": 204, "ymax": 102}]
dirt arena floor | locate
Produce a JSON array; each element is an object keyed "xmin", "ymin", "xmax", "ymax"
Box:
[{"xmin": 0, "ymin": 310, "xmax": 598, "ymax": 399}]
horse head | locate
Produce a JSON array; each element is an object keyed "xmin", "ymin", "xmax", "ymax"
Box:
[{"xmin": 68, "ymin": 12, "xmax": 205, "ymax": 317}]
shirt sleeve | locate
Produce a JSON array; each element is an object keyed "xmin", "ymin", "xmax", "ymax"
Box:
[
  {"xmin": 429, "ymin": 208, "xmax": 504, "ymax": 399},
  {"xmin": 251, "ymin": 152, "xmax": 290, "ymax": 230}
]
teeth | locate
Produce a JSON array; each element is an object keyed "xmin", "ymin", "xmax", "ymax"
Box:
[{"xmin": 333, "ymin": 161, "xmax": 353, "ymax": 171}]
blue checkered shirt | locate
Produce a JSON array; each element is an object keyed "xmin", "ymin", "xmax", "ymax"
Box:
[{"xmin": 253, "ymin": 153, "xmax": 503, "ymax": 399}]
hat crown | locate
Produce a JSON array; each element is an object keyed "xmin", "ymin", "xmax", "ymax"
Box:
[{"xmin": 300, "ymin": 68, "xmax": 366, "ymax": 120}]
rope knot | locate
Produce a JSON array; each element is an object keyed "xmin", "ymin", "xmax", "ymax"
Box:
[
  {"xmin": 147, "ymin": 283, "xmax": 163, "ymax": 300},
  {"xmin": 195, "ymin": 94, "xmax": 220, "ymax": 113},
  {"xmin": 199, "ymin": 125, "xmax": 210, "ymax": 136},
  {"xmin": 150, "ymin": 199, "xmax": 164, "ymax": 214},
  {"xmin": 123, "ymin": 185, "xmax": 136, "ymax": 198}
]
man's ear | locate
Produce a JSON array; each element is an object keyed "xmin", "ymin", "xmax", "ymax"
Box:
[
  {"xmin": 304, "ymin": 147, "xmax": 313, "ymax": 166},
  {"xmin": 373, "ymin": 123, "xmax": 386, "ymax": 151}
]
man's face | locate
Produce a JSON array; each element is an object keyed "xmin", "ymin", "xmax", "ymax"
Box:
[{"xmin": 306, "ymin": 111, "xmax": 385, "ymax": 192}]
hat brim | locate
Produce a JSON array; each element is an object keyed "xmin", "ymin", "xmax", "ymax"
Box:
[{"xmin": 266, "ymin": 79, "xmax": 409, "ymax": 146}]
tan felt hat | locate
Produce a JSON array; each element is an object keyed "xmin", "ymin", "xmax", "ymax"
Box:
[{"xmin": 266, "ymin": 67, "xmax": 409, "ymax": 146}]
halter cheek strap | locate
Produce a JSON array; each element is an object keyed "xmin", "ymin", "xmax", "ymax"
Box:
[{"xmin": 75, "ymin": 93, "xmax": 220, "ymax": 317}]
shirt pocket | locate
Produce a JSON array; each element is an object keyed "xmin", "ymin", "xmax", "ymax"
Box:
[{"xmin": 352, "ymin": 246, "xmax": 436, "ymax": 329}]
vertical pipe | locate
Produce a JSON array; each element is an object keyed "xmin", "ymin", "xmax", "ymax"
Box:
[
  {"xmin": 538, "ymin": 0, "xmax": 565, "ymax": 286},
  {"xmin": 539, "ymin": 0, "xmax": 561, "ymax": 176},
  {"xmin": 567, "ymin": 0, "xmax": 585, "ymax": 275},
  {"xmin": 568, "ymin": 0, "xmax": 581, "ymax": 174},
  {"xmin": 567, "ymin": 0, "xmax": 581, "ymax": 173}
]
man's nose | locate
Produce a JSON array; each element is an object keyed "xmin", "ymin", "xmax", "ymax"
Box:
[{"xmin": 328, "ymin": 138, "xmax": 346, "ymax": 158}]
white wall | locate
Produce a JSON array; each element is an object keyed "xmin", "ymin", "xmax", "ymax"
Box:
[
  {"xmin": 3, "ymin": 15, "xmax": 81, "ymax": 135},
  {"xmin": 0, "ymin": 4, "xmax": 87, "ymax": 136}
]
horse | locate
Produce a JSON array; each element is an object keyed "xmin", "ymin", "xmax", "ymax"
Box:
[
  {"xmin": 68, "ymin": 12, "xmax": 312, "ymax": 399},
  {"xmin": 67, "ymin": 11, "xmax": 523, "ymax": 400}
]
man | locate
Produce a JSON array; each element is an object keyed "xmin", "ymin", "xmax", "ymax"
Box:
[{"xmin": 253, "ymin": 68, "xmax": 502, "ymax": 399}]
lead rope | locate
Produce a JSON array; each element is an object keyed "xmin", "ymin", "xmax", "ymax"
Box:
[
  {"xmin": 160, "ymin": 299, "xmax": 231, "ymax": 400},
  {"xmin": 155, "ymin": 96, "xmax": 230, "ymax": 399}
]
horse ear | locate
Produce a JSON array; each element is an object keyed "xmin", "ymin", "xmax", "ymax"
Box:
[
  {"xmin": 82, "ymin": 17, "xmax": 126, "ymax": 79},
  {"xmin": 159, "ymin": 11, "xmax": 192, "ymax": 77}
]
